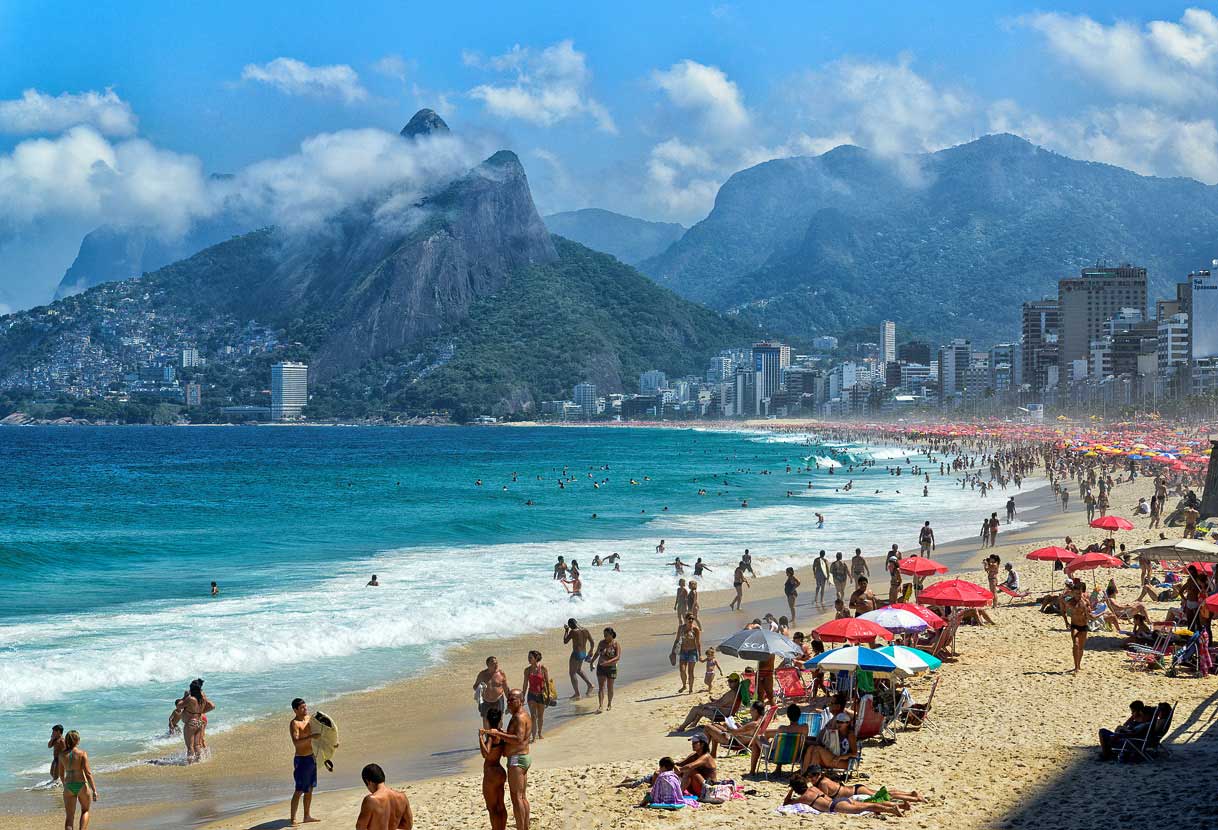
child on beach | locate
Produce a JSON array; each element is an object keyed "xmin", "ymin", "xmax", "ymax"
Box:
[{"xmin": 701, "ymin": 648, "xmax": 721, "ymax": 693}]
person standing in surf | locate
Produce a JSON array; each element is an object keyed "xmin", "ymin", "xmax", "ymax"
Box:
[
  {"xmin": 562, "ymin": 619, "xmax": 594, "ymax": 699},
  {"xmin": 59, "ymin": 730, "xmax": 98, "ymax": 830},
  {"xmin": 181, "ymin": 679, "xmax": 214, "ymax": 764},
  {"xmin": 48, "ymin": 724, "xmax": 65, "ymax": 784},
  {"xmin": 289, "ymin": 698, "xmax": 319, "ymax": 825}
]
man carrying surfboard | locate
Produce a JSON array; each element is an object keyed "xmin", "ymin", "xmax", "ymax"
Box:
[{"xmin": 289, "ymin": 698, "xmax": 319, "ymax": 825}]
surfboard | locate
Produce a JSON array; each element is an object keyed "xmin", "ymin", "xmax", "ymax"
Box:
[{"xmin": 311, "ymin": 710, "xmax": 340, "ymax": 772}]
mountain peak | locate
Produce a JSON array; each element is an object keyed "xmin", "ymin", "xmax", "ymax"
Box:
[{"xmin": 400, "ymin": 108, "xmax": 450, "ymax": 139}]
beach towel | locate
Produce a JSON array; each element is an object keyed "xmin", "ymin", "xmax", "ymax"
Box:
[{"xmin": 648, "ymin": 771, "xmax": 683, "ymax": 806}]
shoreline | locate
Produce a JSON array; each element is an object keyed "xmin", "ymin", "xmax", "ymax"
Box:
[{"xmin": 0, "ymin": 463, "xmax": 1061, "ymax": 829}]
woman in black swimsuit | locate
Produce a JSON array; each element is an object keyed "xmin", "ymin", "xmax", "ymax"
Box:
[
  {"xmin": 783, "ymin": 776, "xmax": 906, "ymax": 816},
  {"xmin": 784, "ymin": 567, "xmax": 801, "ymax": 622},
  {"xmin": 592, "ymin": 628, "xmax": 622, "ymax": 714}
]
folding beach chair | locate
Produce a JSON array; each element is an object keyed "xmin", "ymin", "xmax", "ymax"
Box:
[
  {"xmin": 1118, "ymin": 702, "xmax": 1176, "ymax": 762},
  {"xmin": 1127, "ymin": 632, "xmax": 1171, "ymax": 671},
  {"xmin": 998, "ymin": 585, "xmax": 1031, "ymax": 604},
  {"xmin": 854, "ymin": 694, "xmax": 885, "ymax": 742},
  {"xmin": 899, "ymin": 675, "xmax": 939, "ymax": 730},
  {"xmin": 774, "ymin": 666, "xmax": 810, "ymax": 703},
  {"xmin": 1166, "ymin": 632, "xmax": 1203, "ymax": 677},
  {"xmin": 761, "ymin": 730, "xmax": 805, "ymax": 780},
  {"xmin": 716, "ymin": 704, "xmax": 778, "ymax": 757}
]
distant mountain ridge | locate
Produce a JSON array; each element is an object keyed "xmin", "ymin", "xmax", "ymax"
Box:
[
  {"xmin": 544, "ymin": 208, "xmax": 684, "ymax": 265},
  {"xmin": 1, "ymin": 111, "xmax": 753, "ymax": 420},
  {"xmin": 640, "ymin": 134, "xmax": 1218, "ymax": 342}
]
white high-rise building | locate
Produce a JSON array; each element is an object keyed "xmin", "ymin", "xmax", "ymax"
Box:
[
  {"xmin": 181, "ymin": 347, "xmax": 201, "ymax": 368},
  {"xmin": 271, "ymin": 362, "xmax": 308, "ymax": 421},
  {"xmin": 880, "ymin": 321, "xmax": 896, "ymax": 364},
  {"xmin": 639, "ymin": 370, "xmax": 667, "ymax": 394},
  {"xmin": 573, "ymin": 382, "xmax": 598, "ymax": 418},
  {"xmin": 1192, "ymin": 270, "xmax": 1218, "ymax": 359}
]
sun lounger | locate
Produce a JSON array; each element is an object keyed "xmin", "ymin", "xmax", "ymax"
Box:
[
  {"xmin": 1126, "ymin": 632, "xmax": 1171, "ymax": 670},
  {"xmin": 997, "ymin": 585, "xmax": 1031, "ymax": 604}
]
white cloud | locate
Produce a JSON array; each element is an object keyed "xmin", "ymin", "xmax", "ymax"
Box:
[
  {"xmin": 652, "ymin": 60, "xmax": 749, "ymax": 137},
  {"xmin": 373, "ymin": 54, "xmax": 408, "ymax": 83},
  {"xmin": 988, "ymin": 100, "xmax": 1218, "ymax": 184},
  {"xmin": 0, "ymin": 88, "xmax": 137, "ymax": 136},
  {"xmin": 644, "ymin": 138, "xmax": 723, "ymax": 218},
  {"xmin": 1020, "ymin": 9, "xmax": 1218, "ymax": 104},
  {"xmin": 466, "ymin": 40, "xmax": 616, "ymax": 133},
  {"xmin": 241, "ymin": 57, "xmax": 369, "ymax": 103}
]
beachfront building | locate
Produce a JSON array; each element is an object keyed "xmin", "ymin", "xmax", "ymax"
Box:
[
  {"xmin": 752, "ymin": 341, "xmax": 792, "ymax": 413},
  {"xmin": 897, "ymin": 340, "xmax": 932, "ymax": 365},
  {"xmin": 1158, "ymin": 313, "xmax": 1190, "ymax": 376},
  {"xmin": 1021, "ymin": 298, "xmax": 1059, "ymax": 393},
  {"xmin": 573, "ymin": 382, "xmax": 600, "ymax": 418},
  {"xmin": 1191, "ymin": 269, "xmax": 1218, "ymax": 361},
  {"xmin": 937, "ymin": 339, "xmax": 971, "ymax": 403},
  {"xmin": 1057, "ymin": 264, "xmax": 1148, "ymax": 379},
  {"xmin": 880, "ymin": 320, "xmax": 896, "ymax": 364},
  {"xmin": 639, "ymin": 369, "xmax": 667, "ymax": 395},
  {"xmin": 270, "ymin": 362, "xmax": 308, "ymax": 421}
]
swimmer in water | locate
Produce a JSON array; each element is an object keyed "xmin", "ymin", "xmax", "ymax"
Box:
[
  {"xmin": 367, "ymin": 575, "xmax": 379, "ymax": 586},
  {"xmin": 667, "ymin": 557, "xmax": 688, "ymax": 575}
]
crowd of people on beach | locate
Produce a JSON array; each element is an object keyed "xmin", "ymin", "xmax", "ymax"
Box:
[{"xmin": 39, "ymin": 423, "xmax": 1215, "ymax": 829}]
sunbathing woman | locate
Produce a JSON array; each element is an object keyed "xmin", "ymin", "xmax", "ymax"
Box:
[
  {"xmin": 1102, "ymin": 585, "xmax": 1149, "ymax": 634},
  {"xmin": 800, "ymin": 694, "xmax": 855, "ymax": 774},
  {"xmin": 802, "ymin": 771, "xmax": 925, "ymax": 805},
  {"xmin": 701, "ymin": 701, "xmax": 766, "ymax": 757},
  {"xmin": 674, "ymin": 735, "xmax": 717, "ymax": 798},
  {"xmin": 783, "ymin": 776, "xmax": 906, "ymax": 816},
  {"xmin": 478, "ymin": 708, "xmax": 508, "ymax": 830}
]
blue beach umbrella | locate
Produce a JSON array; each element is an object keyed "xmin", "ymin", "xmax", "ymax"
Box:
[
  {"xmin": 875, "ymin": 644, "xmax": 942, "ymax": 673},
  {"xmin": 804, "ymin": 645, "xmax": 906, "ymax": 675}
]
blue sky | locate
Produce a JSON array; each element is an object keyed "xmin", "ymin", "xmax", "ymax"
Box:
[{"xmin": 2, "ymin": 1, "xmax": 1217, "ymax": 310}]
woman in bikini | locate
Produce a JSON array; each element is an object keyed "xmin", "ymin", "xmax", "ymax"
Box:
[
  {"xmin": 60, "ymin": 730, "xmax": 98, "ymax": 830},
  {"xmin": 803, "ymin": 771, "xmax": 926, "ymax": 806},
  {"xmin": 783, "ymin": 776, "xmax": 906, "ymax": 816},
  {"xmin": 478, "ymin": 708, "xmax": 508, "ymax": 830},
  {"xmin": 592, "ymin": 628, "xmax": 622, "ymax": 714},
  {"xmin": 523, "ymin": 651, "xmax": 551, "ymax": 741},
  {"xmin": 181, "ymin": 679, "xmax": 215, "ymax": 763},
  {"xmin": 783, "ymin": 567, "xmax": 800, "ymax": 622}
]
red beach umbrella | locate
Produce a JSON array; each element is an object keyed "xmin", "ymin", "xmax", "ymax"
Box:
[
  {"xmin": 1025, "ymin": 546, "xmax": 1078, "ymax": 563},
  {"xmin": 1065, "ymin": 552, "xmax": 1124, "ymax": 573},
  {"xmin": 814, "ymin": 617, "xmax": 896, "ymax": 644},
  {"xmin": 1188, "ymin": 562, "xmax": 1215, "ymax": 575},
  {"xmin": 917, "ymin": 579, "xmax": 994, "ymax": 608},
  {"xmin": 1206, "ymin": 593, "xmax": 1218, "ymax": 614},
  {"xmin": 1090, "ymin": 515, "xmax": 1134, "ymax": 531},
  {"xmin": 898, "ymin": 555, "xmax": 950, "ymax": 577},
  {"xmin": 886, "ymin": 602, "xmax": 946, "ymax": 629}
]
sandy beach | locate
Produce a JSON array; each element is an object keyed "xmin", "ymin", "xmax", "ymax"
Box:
[
  {"xmin": 7, "ymin": 438, "xmax": 1213, "ymax": 830},
  {"xmin": 198, "ymin": 469, "xmax": 1218, "ymax": 830}
]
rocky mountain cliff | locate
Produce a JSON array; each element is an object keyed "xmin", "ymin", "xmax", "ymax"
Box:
[
  {"xmin": 641, "ymin": 134, "xmax": 1218, "ymax": 343},
  {"xmin": 0, "ymin": 111, "xmax": 754, "ymax": 420},
  {"xmin": 543, "ymin": 208, "xmax": 684, "ymax": 265}
]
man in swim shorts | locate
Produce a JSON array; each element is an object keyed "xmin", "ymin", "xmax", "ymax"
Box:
[
  {"xmin": 474, "ymin": 657, "xmax": 509, "ymax": 727},
  {"xmin": 289, "ymin": 697, "xmax": 318, "ymax": 825},
  {"xmin": 356, "ymin": 763, "xmax": 412, "ymax": 830},
  {"xmin": 562, "ymin": 619, "xmax": 594, "ymax": 699}
]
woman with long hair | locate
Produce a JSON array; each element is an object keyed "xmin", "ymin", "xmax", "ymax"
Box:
[
  {"xmin": 592, "ymin": 628, "xmax": 622, "ymax": 714},
  {"xmin": 523, "ymin": 651, "xmax": 551, "ymax": 740},
  {"xmin": 60, "ymin": 730, "xmax": 98, "ymax": 830},
  {"xmin": 478, "ymin": 708, "xmax": 508, "ymax": 830},
  {"xmin": 181, "ymin": 678, "xmax": 215, "ymax": 763}
]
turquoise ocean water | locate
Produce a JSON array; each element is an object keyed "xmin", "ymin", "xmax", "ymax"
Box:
[{"xmin": 0, "ymin": 425, "xmax": 1041, "ymax": 791}]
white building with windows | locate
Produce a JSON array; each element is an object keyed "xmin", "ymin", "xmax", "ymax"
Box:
[{"xmin": 271, "ymin": 362, "xmax": 308, "ymax": 421}]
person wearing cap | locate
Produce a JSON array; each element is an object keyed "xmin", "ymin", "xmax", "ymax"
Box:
[
  {"xmin": 675, "ymin": 675, "xmax": 742, "ymax": 731},
  {"xmin": 673, "ymin": 734, "xmax": 717, "ymax": 798}
]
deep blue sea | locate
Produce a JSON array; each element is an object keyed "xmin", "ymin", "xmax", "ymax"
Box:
[{"xmin": 0, "ymin": 425, "xmax": 1042, "ymax": 790}]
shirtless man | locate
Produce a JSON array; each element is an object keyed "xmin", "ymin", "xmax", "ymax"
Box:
[
  {"xmin": 289, "ymin": 698, "xmax": 319, "ymax": 825},
  {"xmin": 672, "ymin": 614, "xmax": 702, "ymax": 694},
  {"xmin": 562, "ymin": 619, "xmax": 594, "ymax": 699},
  {"xmin": 474, "ymin": 657, "xmax": 509, "ymax": 728},
  {"xmin": 1064, "ymin": 581, "xmax": 1091, "ymax": 673},
  {"xmin": 552, "ymin": 557, "xmax": 567, "ymax": 580},
  {"xmin": 356, "ymin": 764, "xmax": 412, "ymax": 830},
  {"xmin": 729, "ymin": 562, "xmax": 750, "ymax": 611},
  {"xmin": 849, "ymin": 577, "xmax": 877, "ymax": 616},
  {"xmin": 482, "ymin": 690, "xmax": 532, "ymax": 830},
  {"xmin": 673, "ymin": 579, "xmax": 689, "ymax": 624}
]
